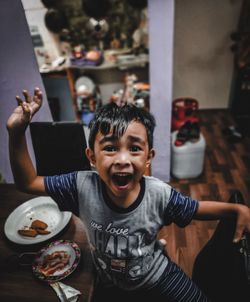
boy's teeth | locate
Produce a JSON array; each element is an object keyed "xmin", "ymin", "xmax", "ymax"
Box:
[{"xmin": 113, "ymin": 174, "xmax": 131, "ymax": 186}]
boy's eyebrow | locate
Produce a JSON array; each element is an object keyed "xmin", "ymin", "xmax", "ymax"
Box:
[
  {"xmin": 127, "ymin": 135, "xmax": 146, "ymax": 145},
  {"xmin": 99, "ymin": 135, "xmax": 146, "ymax": 145},
  {"xmin": 99, "ymin": 135, "xmax": 118, "ymax": 144}
]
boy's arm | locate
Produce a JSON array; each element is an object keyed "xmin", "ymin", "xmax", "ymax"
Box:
[
  {"xmin": 8, "ymin": 129, "xmax": 45, "ymax": 194},
  {"xmin": 7, "ymin": 88, "xmax": 46, "ymax": 195},
  {"xmin": 194, "ymin": 201, "xmax": 250, "ymax": 243}
]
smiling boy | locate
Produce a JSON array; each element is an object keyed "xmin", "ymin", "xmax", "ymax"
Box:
[
  {"xmin": 7, "ymin": 88, "xmax": 250, "ymax": 302},
  {"xmin": 86, "ymin": 105, "xmax": 155, "ymax": 208}
]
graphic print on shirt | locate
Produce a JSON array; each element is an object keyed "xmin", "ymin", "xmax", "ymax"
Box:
[{"xmin": 90, "ymin": 219, "xmax": 154, "ymax": 281}]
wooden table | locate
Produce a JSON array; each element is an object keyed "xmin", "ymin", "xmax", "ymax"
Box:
[{"xmin": 0, "ymin": 184, "xmax": 95, "ymax": 302}]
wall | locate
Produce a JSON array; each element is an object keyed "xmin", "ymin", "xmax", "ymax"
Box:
[
  {"xmin": 0, "ymin": 0, "xmax": 52, "ymax": 183},
  {"xmin": 149, "ymin": 0, "xmax": 173, "ymax": 181},
  {"xmin": 173, "ymin": 0, "xmax": 243, "ymax": 109}
]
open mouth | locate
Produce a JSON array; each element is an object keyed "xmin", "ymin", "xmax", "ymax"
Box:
[{"xmin": 112, "ymin": 173, "xmax": 132, "ymax": 187}]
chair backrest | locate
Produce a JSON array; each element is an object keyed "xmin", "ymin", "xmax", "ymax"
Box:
[
  {"xmin": 30, "ymin": 121, "xmax": 91, "ymax": 176},
  {"xmin": 192, "ymin": 190, "xmax": 250, "ymax": 301}
]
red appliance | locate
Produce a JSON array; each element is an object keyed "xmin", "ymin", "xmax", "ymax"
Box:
[{"xmin": 171, "ymin": 97, "xmax": 199, "ymax": 131}]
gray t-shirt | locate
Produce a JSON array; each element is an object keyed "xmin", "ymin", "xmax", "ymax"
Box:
[{"xmin": 45, "ymin": 171, "xmax": 198, "ymax": 290}]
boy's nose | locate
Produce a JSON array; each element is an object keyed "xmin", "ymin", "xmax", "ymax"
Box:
[{"xmin": 114, "ymin": 151, "xmax": 130, "ymax": 165}]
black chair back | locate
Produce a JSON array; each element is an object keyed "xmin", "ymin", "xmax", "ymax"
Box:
[
  {"xmin": 192, "ymin": 190, "xmax": 250, "ymax": 301},
  {"xmin": 30, "ymin": 121, "xmax": 91, "ymax": 176}
]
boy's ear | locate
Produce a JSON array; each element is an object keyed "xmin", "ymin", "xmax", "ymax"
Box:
[
  {"xmin": 85, "ymin": 147, "xmax": 96, "ymax": 165},
  {"xmin": 146, "ymin": 148, "xmax": 155, "ymax": 167}
]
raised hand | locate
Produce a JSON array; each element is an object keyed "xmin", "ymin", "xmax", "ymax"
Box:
[{"xmin": 7, "ymin": 87, "xmax": 43, "ymax": 133}]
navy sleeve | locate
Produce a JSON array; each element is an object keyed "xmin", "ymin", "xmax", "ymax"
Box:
[
  {"xmin": 44, "ymin": 172, "xmax": 79, "ymax": 215},
  {"xmin": 164, "ymin": 188, "xmax": 199, "ymax": 227}
]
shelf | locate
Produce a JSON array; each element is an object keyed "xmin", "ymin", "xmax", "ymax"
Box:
[
  {"xmin": 41, "ymin": 52, "xmax": 149, "ymax": 123},
  {"xmin": 40, "ymin": 54, "xmax": 149, "ymax": 74}
]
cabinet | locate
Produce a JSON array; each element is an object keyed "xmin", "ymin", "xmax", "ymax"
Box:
[
  {"xmin": 42, "ymin": 61, "xmax": 149, "ymax": 123},
  {"xmin": 42, "ymin": 71, "xmax": 76, "ymax": 121}
]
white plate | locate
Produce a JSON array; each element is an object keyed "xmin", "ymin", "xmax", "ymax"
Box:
[
  {"xmin": 4, "ymin": 197, "xmax": 72, "ymax": 245},
  {"xmin": 75, "ymin": 76, "xmax": 95, "ymax": 95},
  {"xmin": 32, "ymin": 240, "xmax": 81, "ymax": 282}
]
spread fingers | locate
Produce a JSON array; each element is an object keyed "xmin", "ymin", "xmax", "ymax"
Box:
[
  {"xmin": 16, "ymin": 95, "xmax": 23, "ymax": 106},
  {"xmin": 22, "ymin": 89, "xmax": 31, "ymax": 103}
]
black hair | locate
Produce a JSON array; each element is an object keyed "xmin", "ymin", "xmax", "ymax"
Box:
[{"xmin": 88, "ymin": 103, "xmax": 156, "ymax": 150}]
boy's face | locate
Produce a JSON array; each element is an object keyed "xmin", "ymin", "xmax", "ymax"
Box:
[{"xmin": 86, "ymin": 121, "xmax": 155, "ymax": 205}]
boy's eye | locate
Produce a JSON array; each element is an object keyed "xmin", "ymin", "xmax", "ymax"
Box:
[
  {"xmin": 130, "ymin": 146, "xmax": 142, "ymax": 152},
  {"xmin": 103, "ymin": 145, "xmax": 117, "ymax": 152}
]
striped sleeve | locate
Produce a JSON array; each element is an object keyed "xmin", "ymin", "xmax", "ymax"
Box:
[
  {"xmin": 44, "ymin": 172, "xmax": 79, "ymax": 215},
  {"xmin": 164, "ymin": 188, "xmax": 199, "ymax": 227}
]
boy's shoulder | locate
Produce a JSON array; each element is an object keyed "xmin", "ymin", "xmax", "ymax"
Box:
[
  {"xmin": 76, "ymin": 170, "xmax": 101, "ymax": 185},
  {"xmin": 144, "ymin": 176, "xmax": 172, "ymax": 204},
  {"xmin": 144, "ymin": 175, "xmax": 172, "ymax": 190},
  {"xmin": 77, "ymin": 170, "xmax": 99, "ymax": 179}
]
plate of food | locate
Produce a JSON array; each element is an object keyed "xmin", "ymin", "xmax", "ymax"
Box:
[
  {"xmin": 4, "ymin": 196, "xmax": 72, "ymax": 245},
  {"xmin": 32, "ymin": 240, "xmax": 81, "ymax": 282}
]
